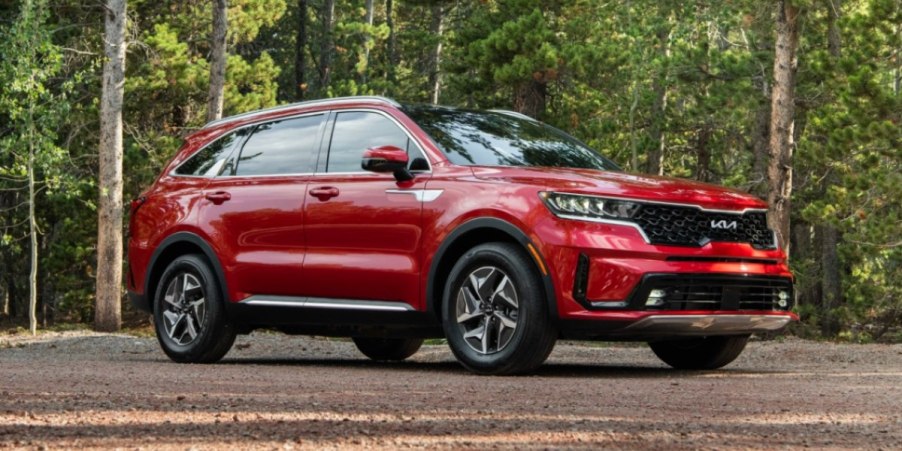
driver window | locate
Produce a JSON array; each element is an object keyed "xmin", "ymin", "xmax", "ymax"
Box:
[{"xmin": 327, "ymin": 111, "xmax": 428, "ymax": 173}]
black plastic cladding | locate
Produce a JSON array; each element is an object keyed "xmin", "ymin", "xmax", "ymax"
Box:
[{"xmin": 631, "ymin": 205, "xmax": 776, "ymax": 249}]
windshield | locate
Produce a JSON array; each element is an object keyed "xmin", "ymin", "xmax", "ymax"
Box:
[{"xmin": 403, "ymin": 105, "xmax": 620, "ymax": 171}]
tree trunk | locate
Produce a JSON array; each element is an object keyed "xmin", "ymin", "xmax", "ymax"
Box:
[
  {"xmin": 295, "ymin": 0, "xmax": 307, "ymax": 100},
  {"xmin": 386, "ymin": 0, "xmax": 397, "ymax": 83},
  {"xmin": 647, "ymin": 24, "xmax": 671, "ymax": 176},
  {"xmin": 766, "ymin": 0, "xmax": 801, "ymax": 253},
  {"xmin": 751, "ymin": 100, "xmax": 771, "ymax": 196},
  {"xmin": 514, "ymin": 80, "xmax": 547, "ymax": 120},
  {"xmin": 206, "ymin": 0, "xmax": 228, "ymax": 122},
  {"xmin": 361, "ymin": 0, "xmax": 374, "ymax": 85},
  {"xmin": 1, "ymin": 280, "xmax": 7, "ymax": 318},
  {"xmin": 428, "ymin": 2, "xmax": 444, "ymax": 104},
  {"xmin": 820, "ymin": 0, "xmax": 843, "ymax": 335},
  {"xmin": 28, "ymin": 113, "xmax": 38, "ymax": 336},
  {"xmin": 695, "ymin": 125, "xmax": 713, "ymax": 183},
  {"xmin": 319, "ymin": 0, "xmax": 335, "ymax": 90},
  {"xmin": 95, "ymin": 0, "xmax": 127, "ymax": 332}
]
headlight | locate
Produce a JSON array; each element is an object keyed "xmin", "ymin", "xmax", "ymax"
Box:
[{"xmin": 540, "ymin": 192, "xmax": 641, "ymax": 220}]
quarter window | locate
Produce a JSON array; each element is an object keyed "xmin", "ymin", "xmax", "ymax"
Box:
[
  {"xmin": 232, "ymin": 115, "xmax": 323, "ymax": 176},
  {"xmin": 174, "ymin": 130, "xmax": 244, "ymax": 177},
  {"xmin": 327, "ymin": 112, "xmax": 418, "ymax": 173}
]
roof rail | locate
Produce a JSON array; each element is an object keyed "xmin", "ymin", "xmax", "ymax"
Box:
[
  {"xmin": 203, "ymin": 96, "xmax": 402, "ymax": 129},
  {"xmin": 487, "ymin": 109, "xmax": 539, "ymax": 122}
]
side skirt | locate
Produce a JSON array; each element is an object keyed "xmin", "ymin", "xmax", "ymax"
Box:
[{"xmin": 226, "ymin": 296, "xmax": 443, "ymax": 339}]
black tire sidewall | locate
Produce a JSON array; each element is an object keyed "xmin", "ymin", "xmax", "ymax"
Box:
[
  {"xmin": 442, "ymin": 243, "xmax": 550, "ymax": 374},
  {"xmin": 153, "ymin": 254, "xmax": 228, "ymax": 362}
]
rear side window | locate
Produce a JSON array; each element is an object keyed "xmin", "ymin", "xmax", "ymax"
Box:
[
  {"xmin": 326, "ymin": 112, "xmax": 411, "ymax": 173},
  {"xmin": 174, "ymin": 131, "xmax": 243, "ymax": 177},
  {"xmin": 232, "ymin": 114, "xmax": 323, "ymax": 176}
]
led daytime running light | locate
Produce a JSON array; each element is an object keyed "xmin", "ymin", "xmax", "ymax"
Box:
[{"xmin": 542, "ymin": 192, "xmax": 641, "ymax": 220}]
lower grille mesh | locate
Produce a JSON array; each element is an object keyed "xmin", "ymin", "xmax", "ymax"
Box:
[{"xmin": 636, "ymin": 275, "xmax": 793, "ymax": 312}]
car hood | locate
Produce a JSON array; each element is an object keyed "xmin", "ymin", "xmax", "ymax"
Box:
[{"xmin": 469, "ymin": 166, "xmax": 767, "ymax": 212}]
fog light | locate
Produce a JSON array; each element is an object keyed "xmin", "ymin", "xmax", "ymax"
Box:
[
  {"xmin": 777, "ymin": 290, "xmax": 790, "ymax": 308},
  {"xmin": 646, "ymin": 289, "xmax": 667, "ymax": 307}
]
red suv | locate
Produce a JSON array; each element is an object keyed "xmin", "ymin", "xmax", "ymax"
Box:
[{"xmin": 127, "ymin": 96, "xmax": 796, "ymax": 374}]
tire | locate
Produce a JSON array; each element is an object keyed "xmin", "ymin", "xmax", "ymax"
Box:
[
  {"xmin": 442, "ymin": 242, "xmax": 557, "ymax": 375},
  {"xmin": 648, "ymin": 335, "xmax": 750, "ymax": 370},
  {"xmin": 153, "ymin": 254, "xmax": 236, "ymax": 363},
  {"xmin": 352, "ymin": 337, "xmax": 423, "ymax": 361}
]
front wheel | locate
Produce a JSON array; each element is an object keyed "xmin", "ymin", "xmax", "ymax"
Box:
[
  {"xmin": 442, "ymin": 242, "xmax": 557, "ymax": 375},
  {"xmin": 648, "ymin": 335, "xmax": 750, "ymax": 370},
  {"xmin": 153, "ymin": 254, "xmax": 236, "ymax": 363},
  {"xmin": 352, "ymin": 337, "xmax": 423, "ymax": 361}
]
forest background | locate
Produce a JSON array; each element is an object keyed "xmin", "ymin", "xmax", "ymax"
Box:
[{"xmin": 0, "ymin": 0, "xmax": 899, "ymax": 341}]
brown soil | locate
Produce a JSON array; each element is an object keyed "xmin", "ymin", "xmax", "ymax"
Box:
[{"xmin": 1, "ymin": 331, "xmax": 900, "ymax": 449}]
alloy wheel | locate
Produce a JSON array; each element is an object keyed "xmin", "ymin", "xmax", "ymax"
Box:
[
  {"xmin": 455, "ymin": 266, "xmax": 520, "ymax": 355},
  {"xmin": 161, "ymin": 272, "xmax": 206, "ymax": 346}
]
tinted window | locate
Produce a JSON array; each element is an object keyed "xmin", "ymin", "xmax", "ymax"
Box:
[
  {"xmin": 327, "ymin": 112, "xmax": 411, "ymax": 173},
  {"xmin": 403, "ymin": 106, "xmax": 620, "ymax": 171},
  {"xmin": 233, "ymin": 115, "xmax": 323, "ymax": 176},
  {"xmin": 175, "ymin": 131, "xmax": 243, "ymax": 177}
]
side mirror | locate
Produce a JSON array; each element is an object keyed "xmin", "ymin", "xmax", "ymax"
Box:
[{"xmin": 361, "ymin": 145, "xmax": 413, "ymax": 182}]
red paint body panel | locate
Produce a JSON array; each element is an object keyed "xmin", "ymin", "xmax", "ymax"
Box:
[{"xmin": 127, "ymin": 97, "xmax": 796, "ymax": 339}]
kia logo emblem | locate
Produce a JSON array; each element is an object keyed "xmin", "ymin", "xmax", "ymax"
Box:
[{"xmin": 711, "ymin": 220, "xmax": 738, "ymax": 230}]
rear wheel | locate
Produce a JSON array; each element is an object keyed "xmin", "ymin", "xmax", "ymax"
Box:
[
  {"xmin": 352, "ymin": 337, "xmax": 423, "ymax": 361},
  {"xmin": 153, "ymin": 254, "xmax": 236, "ymax": 363},
  {"xmin": 648, "ymin": 335, "xmax": 750, "ymax": 370},
  {"xmin": 442, "ymin": 242, "xmax": 557, "ymax": 375}
]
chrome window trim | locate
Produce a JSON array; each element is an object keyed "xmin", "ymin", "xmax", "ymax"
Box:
[{"xmin": 322, "ymin": 108, "xmax": 434, "ymax": 174}]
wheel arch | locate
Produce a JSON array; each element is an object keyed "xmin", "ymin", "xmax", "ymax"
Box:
[
  {"xmin": 144, "ymin": 232, "xmax": 231, "ymax": 311},
  {"xmin": 426, "ymin": 217, "xmax": 558, "ymax": 323}
]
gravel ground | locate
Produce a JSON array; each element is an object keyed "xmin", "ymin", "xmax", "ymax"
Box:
[{"xmin": 0, "ymin": 331, "xmax": 900, "ymax": 450}]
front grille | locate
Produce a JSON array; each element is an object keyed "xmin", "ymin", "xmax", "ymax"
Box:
[
  {"xmin": 633, "ymin": 275, "xmax": 793, "ymax": 312},
  {"xmin": 632, "ymin": 204, "xmax": 776, "ymax": 249}
]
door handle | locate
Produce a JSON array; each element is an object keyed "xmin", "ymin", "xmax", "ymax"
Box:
[
  {"xmin": 309, "ymin": 186, "xmax": 340, "ymax": 201},
  {"xmin": 204, "ymin": 191, "xmax": 231, "ymax": 204}
]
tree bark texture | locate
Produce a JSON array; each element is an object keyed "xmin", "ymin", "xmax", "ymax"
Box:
[
  {"xmin": 428, "ymin": 2, "xmax": 444, "ymax": 104},
  {"xmin": 386, "ymin": 0, "xmax": 397, "ymax": 83},
  {"xmin": 95, "ymin": 0, "xmax": 127, "ymax": 332},
  {"xmin": 361, "ymin": 0, "xmax": 374, "ymax": 85},
  {"xmin": 820, "ymin": 0, "xmax": 843, "ymax": 335},
  {"xmin": 514, "ymin": 80, "xmax": 547, "ymax": 120},
  {"xmin": 295, "ymin": 0, "xmax": 307, "ymax": 100},
  {"xmin": 647, "ymin": 25, "xmax": 671, "ymax": 176},
  {"xmin": 28, "ymin": 114, "xmax": 37, "ymax": 336},
  {"xmin": 319, "ymin": 0, "xmax": 335, "ymax": 90},
  {"xmin": 695, "ymin": 125, "xmax": 713, "ymax": 183},
  {"xmin": 206, "ymin": 0, "xmax": 228, "ymax": 122},
  {"xmin": 767, "ymin": 0, "xmax": 800, "ymax": 253}
]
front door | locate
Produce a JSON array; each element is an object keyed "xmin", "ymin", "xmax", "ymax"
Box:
[{"xmin": 302, "ymin": 110, "xmax": 433, "ymax": 306}]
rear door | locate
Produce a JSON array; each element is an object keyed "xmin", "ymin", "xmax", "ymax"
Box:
[
  {"xmin": 301, "ymin": 109, "xmax": 433, "ymax": 307},
  {"xmin": 198, "ymin": 113, "xmax": 326, "ymax": 300}
]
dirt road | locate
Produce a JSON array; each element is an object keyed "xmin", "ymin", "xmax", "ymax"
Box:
[{"xmin": 1, "ymin": 332, "xmax": 900, "ymax": 449}]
